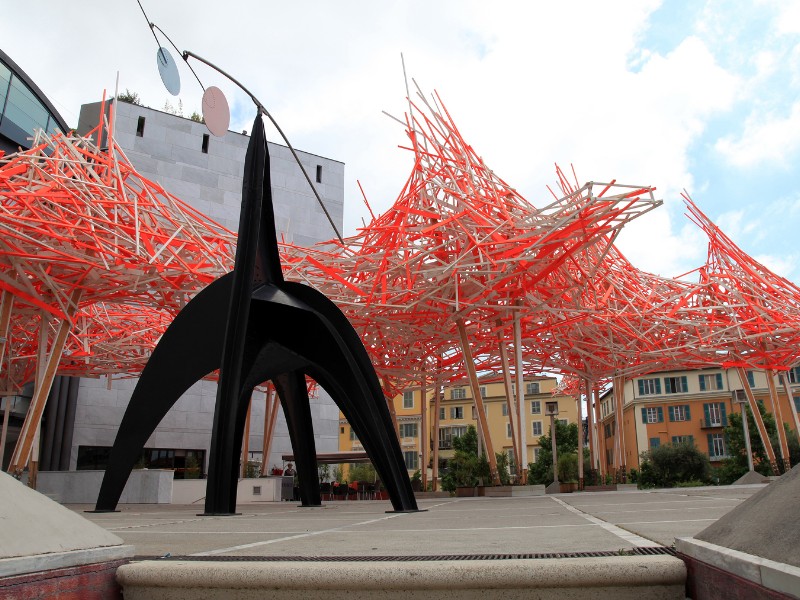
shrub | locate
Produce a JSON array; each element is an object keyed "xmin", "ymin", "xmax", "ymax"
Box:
[{"xmin": 638, "ymin": 442, "xmax": 711, "ymax": 488}]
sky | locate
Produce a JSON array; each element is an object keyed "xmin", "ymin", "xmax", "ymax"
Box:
[{"xmin": 3, "ymin": 0, "xmax": 800, "ymax": 282}]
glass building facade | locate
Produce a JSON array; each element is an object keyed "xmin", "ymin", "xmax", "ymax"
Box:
[{"xmin": 0, "ymin": 50, "xmax": 68, "ymax": 154}]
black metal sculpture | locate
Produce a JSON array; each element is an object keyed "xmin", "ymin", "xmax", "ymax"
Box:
[{"xmin": 92, "ymin": 25, "xmax": 418, "ymax": 513}]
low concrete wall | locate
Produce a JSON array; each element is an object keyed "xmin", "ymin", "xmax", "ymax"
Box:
[
  {"xmin": 33, "ymin": 470, "xmax": 173, "ymax": 504},
  {"xmin": 117, "ymin": 556, "xmax": 687, "ymax": 599},
  {"xmin": 171, "ymin": 477, "xmax": 285, "ymax": 505}
]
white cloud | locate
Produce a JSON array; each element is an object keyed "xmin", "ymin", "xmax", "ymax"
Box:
[{"xmin": 715, "ymin": 102, "xmax": 800, "ymax": 168}]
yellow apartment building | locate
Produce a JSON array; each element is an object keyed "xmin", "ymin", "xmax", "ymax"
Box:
[
  {"xmin": 596, "ymin": 366, "xmax": 800, "ymax": 475},
  {"xmin": 338, "ymin": 374, "xmax": 578, "ymax": 482}
]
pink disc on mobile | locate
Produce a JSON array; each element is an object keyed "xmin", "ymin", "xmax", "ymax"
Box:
[{"xmin": 202, "ymin": 86, "xmax": 230, "ymax": 137}]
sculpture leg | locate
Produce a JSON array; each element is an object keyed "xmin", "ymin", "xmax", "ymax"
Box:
[
  {"xmin": 94, "ymin": 273, "xmax": 233, "ymax": 512},
  {"xmin": 273, "ymin": 371, "xmax": 321, "ymax": 507}
]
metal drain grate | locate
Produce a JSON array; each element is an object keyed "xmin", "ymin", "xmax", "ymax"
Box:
[{"xmin": 138, "ymin": 547, "xmax": 676, "ymax": 562}]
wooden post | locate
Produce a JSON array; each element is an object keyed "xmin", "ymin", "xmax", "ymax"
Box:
[
  {"xmin": 431, "ymin": 371, "xmax": 441, "ymax": 491},
  {"xmin": 261, "ymin": 385, "xmax": 280, "ymax": 474},
  {"xmin": 9, "ymin": 289, "xmax": 82, "ymax": 478},
  {"xmin": 513, "ymin": 310, "xmax": 527, "ymax": 483},
  {"xmin": 576, "ymin": 393, "xmax": 584, "ymax": 489},
  {"xmin": 260, "ymin": 384, "xmax": 273, "ymax": 477},
  {"xmin": 456, "ymin": 319, "xmax": 499, "ymax": 484},
  {"xmin": 496, "ymin": 319, "xmax": 520, "ymax": 480},
  {"xmin": 613, "ymin": 375, "xmax": 626, "ymax": 479},
  {"xmin": 420, "ymin": 366, "xmax": 428, "ymax": 490},
  {"xmin": 0, "ymin": 291, "xmax": 13, "ymax": 369},
  {"xmin": 735, "ymin": 367, "xmax": 778, "ymax": 473},
  {"xmin": 779, "ymin": 372, "xmax": 800, "ymax": 444},
  {"xmin": 765, "ymin": 369, "xmax": 791, "ymax": 471},
  {"xmin": 594, "ymin": 386, "xmax": 604, "ymax": 478},
  {"xmin": 241, "ymin": 393, "xmax": 253, "ymax": 478},
  {"xmin": 584, "ymin": 379, "xmax": 595, "ymax": 480}
]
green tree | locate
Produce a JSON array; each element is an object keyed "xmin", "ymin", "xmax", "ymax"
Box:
[
  {"xmin": 638, "ymin": 442, "xmax": 711, "ymax": 488},
  {"xmin": 495, "ymin": 451, "xmax": 511, "ymax": 485},
  {"xmin": 441, "ymin": 425, "xmax": 490, "ymax": 491},
  {"xmin": 348, "ymin": 462, "xmax": 377, "ymax": 483},
  {"xmin": 189, "ymin": 111, "xmax": 204, "ymax": 123},
  {"xmin": 527, "ymin": 421, "xmax": 580, "ymax": 485}
]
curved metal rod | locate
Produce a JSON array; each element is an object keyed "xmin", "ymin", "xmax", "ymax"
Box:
[{"xmin": 183, "ymin": 50, "xmax": 344, "ymax": 245}]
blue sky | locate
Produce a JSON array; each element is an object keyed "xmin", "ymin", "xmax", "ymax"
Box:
[{"xmin": 2, "ymin": 1, "xmax": 799, "ymax": 281}]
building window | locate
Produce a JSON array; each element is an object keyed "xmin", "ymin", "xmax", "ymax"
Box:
[
  {"xmin": 451, "ymin": 388, "xmax": 466, "ymax": 400},
  {"xmin": 201, "ymin": 133, "xmax": 209, "ymax": 153},
  {"xmin": 507, "ymin": 423, "xmax": 513, "ymax": 438},
  {"xmin": 641, "ymin": 406, "xmax": 664, "ymax": 424},
  {"xmin": 451, "ymin": 406, "xmax": 463, "ymax": 420},
  {"xmin": 471, "ymin": 405, "xmax": 486, "ymax": 420},
  {"xmin": 502, "ymin": 404, "xmax": 508, "ymax": 416},
  {"xmin": 438, "ymin": 425, "xmax": 466, "ymax": 449},
  {"xmin": 604, "ymin": 421, "xmax": 616, "ymax": 438},
  {"xmin": 403, "ymin": 451, "xmax": 419, "ymax": 470},
  {"xmin": 558, "ymin": 419, "xmax": 568, "ymax": 426},
  {"xmin": 671, "ymin": 435, "xmax": 694, "ymax": 445},
  {"xmin": 340, "ymin": 426, "xmax": 344, "ymax": 434},
  {"xmin": 479, "ymin": 385, "xmax": 487, "ymax": 398},
  {"xmin": 533, "ymin": 447, "xmax": 541, "ymax": 463},
  {"xmin": 606, "ymin": 448, "xmax": 614, "ymax": 466},
  {"xmin": 789, "ymin": 366, "xmax": 800, "ymax": 383},
  {"xmin": 526, "ymin": 382, "xmax": 540, "ymax": 395},
  {"xmin": 532, "ymin": 421, "xmax": 543, "ymax": 436},
  {"xmin": 708, "ymin": 433, "xmax": 726, "ymax": 459},
  {"xmin": 668, "ymin": 405, "xmax": 691, "ymax": 422},
  {"xmin": 402, "ymin": 390, "xmax": 414, "ymax": 409},
  {"xmin": 649, "ymin": 437, "xmax": 660, "ymax": 449},
  {"xmin": 507, "ymin": 448, "xmax": 516, "ymax": 474},
  {"xmin": 531, "ymin": 400, "xmax": 541, "ymax": 414},
  {"xmin": 699, "ymin": 373, "xmax": 724, "ymax": 391},
  {"xmin": 136, "ymin": 116, "xmax": 145, "ymax": 137},
  {"xmin": 746, "ymin": 371, "xmax": 756, "ymax": 388},
  {"xmin": 439, "ymin": 407, "xmax": 445, "ymax": 421},
  {"xmin": 637, "ymin": 378, "xmax": 661, "ymax": 396},
  {"xmin": 703, "ymin": 403, "xmax": 727, "ymax": 427},
  {"xmin": 794, "ymin": 397, "xmax": 800, "ymax": 413},
  {"xmin": 350, "ymin": 428, "xmax": 359, "ymax": 441},
  {"xmin": 316, "ymin": 164, "xmax": 322, "ymax": 183},
  {"xmin": 399, "ymin": 423, "xmax": 418, "ymax": 438},
  {"xmin": 664, "ymin": 376, "xmax": 688, "ymax": 394}
]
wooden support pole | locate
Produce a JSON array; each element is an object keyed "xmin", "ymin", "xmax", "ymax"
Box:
[
  {"xmin": 765, "ymin": 369, "xmax": 791, "ymax": 470},
  {"xmin": 584, "ymin": 379, "xmax": 595, "ymax": 479},
  {"xmin": 420, "ymin": 366, "xmax": 428, "ymax": 490},
  {"xmin": 456, "ymin": 318, "xmax": 499, "ymax": 485},
  {"xmin": 613, "ymin": 375, "xmax": 626, "ymax": 479},
  {"xmin": 9, "ymin": 289, "xmax": 81, "ymax": 477},
  {"xmin": 576, "ymin": 392, "xmax": 584, "ymax": 489},
  {"xmin": 260, "ymin": 384, "xmax": 273, "ymax": 477},
  {"xmin": 431, "ymin": 371, "xmax": 441, "ymax": 491},
  {"xmin": 513, "ymin": 311, "xmax": 527, "ymax": 483},
  {"xmin": 496, "ymin": 320, "xmax": 520, "ymax": 480},
  {"xmin": 780, "ymin": 373, "xmax": 800, "ymax": 445},
  {"xmin": 0, "ymin": 291, "xmax": 13, "ymax": 370},
  {"xmin": 735, "ymin": 367, "xmax": 778, "ymax": 473},
  {"xmin": 262, "ymin": 386, "xmax": 280, "ymax": 473},
  {"xmin": 593, "ymin": 386, "xmax": 604, "ymax": 478},
  {"xmin": 241, "ymin": 393, "xmax": 253, "ymax": 478}
]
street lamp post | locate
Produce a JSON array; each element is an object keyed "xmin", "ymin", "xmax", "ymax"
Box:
[{"xmin": 545, "ymin": 401, "xmax": 560, "ymax": 493}]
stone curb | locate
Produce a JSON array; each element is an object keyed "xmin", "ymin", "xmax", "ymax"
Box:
[{"xmin": 117, "ymin": 555, "xmax": 686, "ymax": 599}]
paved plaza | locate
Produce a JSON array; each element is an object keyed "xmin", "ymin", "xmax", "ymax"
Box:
[{"xmin": 72, "ymin": 485, "xmax": 764, "ymax": 558}]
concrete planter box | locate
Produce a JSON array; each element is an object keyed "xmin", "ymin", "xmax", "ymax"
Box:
[
  {"xmin": 31, "ymin": 470, "xmax": 173, "ymax": 504},
  {"xmin": 455, "ymin": 486, "xmax": 476, "ymax": 497},
  {"xmin": 584, "ymin": 484, "xmax": 617, "ymax": 492},
  {"xmin": 512, "ymin": 485, "xmax": 545, "ymax": 497},
  {"xmin": 483, "ymin": 485, "xmax": 512, "ymax": 497}
]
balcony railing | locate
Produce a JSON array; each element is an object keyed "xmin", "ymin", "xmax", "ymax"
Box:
[{"xmin": 699, "ymin": 418, "xmax": 725, "ymax": 429}]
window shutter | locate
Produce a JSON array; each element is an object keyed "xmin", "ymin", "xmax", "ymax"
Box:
[
  {"xmin": 680, "ymin": 376, "xmax": 687, "ymax": 392},
  {"xmin": 703, "ymin": 403, "xmax": 711, "ymax": 427},
  {"xmin": 720, "ymin": 403, "xmax": 727, "ymax": 427},
  {"xmin": 657, "ymin": 407, "xmax": 664, "ymax": 422},
  {"xmin": 707, "ymin": 433, "xmax": 714, "ymax": 457},
  {"xmin": 685, "ymin": 405, "xmax": 691, "ymax": 421},
  {"xmin": 655, "ymin": 379, "xmax": 662, "ymax": 394},
  {"xmin": 668, "ymin": 406, "xmax": 675, "ymax": 422},
  {"xmin": 716, "ymin": 374, "xmax": 723, "ymax": 389},
  {"xmin": 688, "ymin": 435, "xmax": 694, "ymax": 444},
  {"xmin": 638, "ymin": 380, "xmax": 644, "ymax": 396},
  {"xmin": 641, "ymin": 407, "xmax": 647, "ymax": 423},
  {"xmin": 699, "ymin": 376, "xmax": 706, "ymax": 391}
]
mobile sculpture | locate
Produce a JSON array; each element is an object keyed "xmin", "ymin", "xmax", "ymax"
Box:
[{"xmin": 94, "ymin": 7, "xmax": 418, "ymax": 514}]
